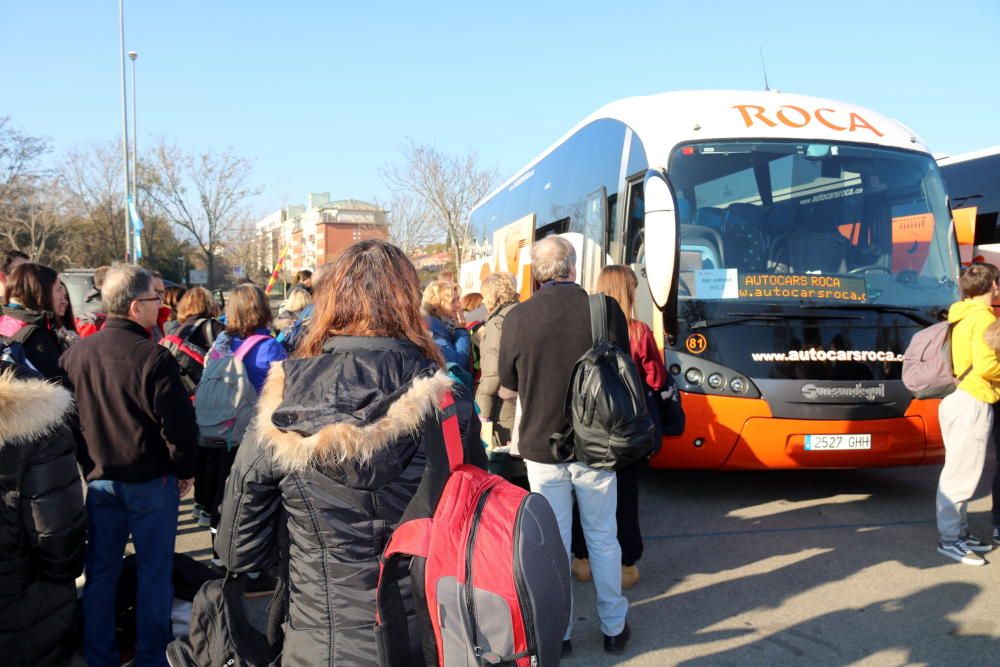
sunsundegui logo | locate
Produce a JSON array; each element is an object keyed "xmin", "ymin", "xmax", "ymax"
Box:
[{"xmin": 801, "ymin": 383, "xmax": 886, "ymax": 401}]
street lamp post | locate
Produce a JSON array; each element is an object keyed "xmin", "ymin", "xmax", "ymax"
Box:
[
  {"xmin": 129, "ymin": 51, "xmax": 138, "ymax": 210},
  {"xmin": 118, "ymin": 0, "xmax": 132, "ymax": 263}
]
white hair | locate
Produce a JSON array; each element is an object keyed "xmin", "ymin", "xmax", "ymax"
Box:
[{"xmin": 530, "ymin": 236, "xmax": 575, "ymax": 283}]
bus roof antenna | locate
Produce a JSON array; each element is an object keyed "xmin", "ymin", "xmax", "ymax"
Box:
[{"xmin": 759, "ymin": 47, "xmax": 770, "ymax": 91}]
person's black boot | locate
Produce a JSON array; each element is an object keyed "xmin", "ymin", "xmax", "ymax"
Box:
[
  {"xmin": 603, "ymin": 623, "xmax": 630, "ymax": 655},
  {"xmin": 561, "ymin": 639, "xmax": 573, "ymax": 659}
]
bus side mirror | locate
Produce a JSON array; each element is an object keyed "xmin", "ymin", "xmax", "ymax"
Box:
[{"xmin": 643, "ymin": 168, "xmax": 678, "ymax": 310}]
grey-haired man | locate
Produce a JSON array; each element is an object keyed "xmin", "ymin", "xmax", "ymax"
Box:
[
  {"xmin": 61, "ymin": 264, "xmax": 198, "ymax": 667},
  {"xmin": 497, "ymin": 236, "xmax": 632, "ymax": 656}
]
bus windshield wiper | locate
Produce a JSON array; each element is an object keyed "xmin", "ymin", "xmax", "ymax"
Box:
[
  {"xmin": 799, "ymin": 303, "xmax": 935, "ymax": 326},
  {"xmin": 689, "ymin": 312, "xmax": 861, "ymax": 330}
]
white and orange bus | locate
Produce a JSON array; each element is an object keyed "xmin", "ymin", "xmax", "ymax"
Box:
[{"xmin": 464, "ymin": 90, "xmax": 960, "ymax": 469}]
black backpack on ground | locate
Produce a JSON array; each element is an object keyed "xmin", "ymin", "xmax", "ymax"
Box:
[
  {"xmin": 166, "ymin": 575, "xmax": 286, "ymax": 667},
  {"xmin": 551, "ymin": 294, "xmax": 656, "ymax": 471},
  {"xmin": 167, "ymin": 519, "xmax": 290, "ymax": 667}
]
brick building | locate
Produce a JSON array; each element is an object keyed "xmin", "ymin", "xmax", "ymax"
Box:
[{"xmin": 255, "ymin": 193, "xmax": 388, "ymax": 274}]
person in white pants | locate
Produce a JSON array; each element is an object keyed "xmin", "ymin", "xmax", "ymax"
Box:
[
  {"xmin": 936, "ymin": 263, "xmax": 1000, "ymax": 566},
  {"xmin": 498, "ymin": 236, "xmax": 632, "ymax": 656},
  {"xmin": 524, "ymin": 460, "xmax": 628, "ymax": 637}
]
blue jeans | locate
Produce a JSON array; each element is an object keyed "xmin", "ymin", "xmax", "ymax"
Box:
[
  {"xmin": 525, "ymin": 460, "xmax": 628, "ymax": 638},
  {"xmin": 83, "ymin": 476, "xmax": 179, "ymax": 667}
]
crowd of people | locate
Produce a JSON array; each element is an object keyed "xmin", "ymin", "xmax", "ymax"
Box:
[{"xmin": 3, "ymin": 241, "xmax": 1000, "ymax": 665}]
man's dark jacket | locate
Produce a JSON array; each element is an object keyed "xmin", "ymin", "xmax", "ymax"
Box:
[
  {"xmin": 60, "ymin": 317, "xmax": 198, "ymax": 482},
  {"xmin": 216, "ymin": 336, "xmax": 484, "ymax": 666},
  {"xmin": 0, "ymin": 363, "xmax": 86, "ymax": 667},
  {"xmin": 498, "ymin": 282, "xmax": 630, "ymax": 463}
]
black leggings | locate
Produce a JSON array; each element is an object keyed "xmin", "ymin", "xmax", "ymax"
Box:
[
  {"xmin": 193, "ymin": 446, "xmax": 238, "ymax": 524},
  {"xmin": 571, "ymin": 459, "xmax": 644, "ymax": 566}
]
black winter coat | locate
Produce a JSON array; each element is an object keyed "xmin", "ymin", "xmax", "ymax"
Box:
[
  {"xmin": 0, "ymin": 365, "xmax": 86, "ymax": 667},
  {"xmin": 216, "ymin": 336, "xmax": 484, "ymax": 666}
]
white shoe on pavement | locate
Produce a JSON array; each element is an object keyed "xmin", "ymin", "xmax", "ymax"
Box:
[{"xmin": 937, "ymin": 540, "xmax": 986, "ymax": 566}]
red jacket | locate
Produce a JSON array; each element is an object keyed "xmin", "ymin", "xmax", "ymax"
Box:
[
  {"xmin": 629, "ymin": 321, "xmax": 666, "ymax": 391},
  {"xmin": 75, "ymin": 312, "xmax": 107, "ymax": 338}
]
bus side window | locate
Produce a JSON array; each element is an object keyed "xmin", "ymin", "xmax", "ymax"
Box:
[
  {"xmin": 624, "ymin": 180, "xmax": 644, "ymax": 264},
  {"xmin": 537, "ymin": 217, "xmax": 569, "ymax": 238},
  {"xmin": 606, "ymin": 193, "xmax": 619, "ymax": 258}
]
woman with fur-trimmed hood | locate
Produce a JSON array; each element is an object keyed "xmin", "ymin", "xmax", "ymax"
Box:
[
  {"xmin": 216, "ymin": 240, "xmax": 484, "ymax": 666},
  {"xmin": 0, "ymin": 356, "xmax": 86, "ymax": 667}
]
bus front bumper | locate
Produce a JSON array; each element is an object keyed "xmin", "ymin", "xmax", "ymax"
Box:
[{"xmin": 649, "ymin": 394, "xmax": 943, "ymax": 470}]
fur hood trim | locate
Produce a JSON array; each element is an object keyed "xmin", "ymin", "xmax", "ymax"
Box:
[
  {"xmin": 256, "ymin": 363, "xmax": 454, "ymax": 473},
  {"xmin": 0, "ymin": 370, "xmax": 74, "ymax": 444}
]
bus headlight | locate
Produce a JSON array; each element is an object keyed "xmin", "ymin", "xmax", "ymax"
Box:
[
  {"xmin": 707, "ymin": 373, "xmax": 725, "ymax": 389},
  {"xmin": 729, "ymin": 376, "xmax": 747, "ymax": 394},
  {"xmin": 685, "ymin": 368, "xmax": 704, "ymax": 385}
]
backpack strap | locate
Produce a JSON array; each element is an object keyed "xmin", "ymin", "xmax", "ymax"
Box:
[
  {"xmin": 376, "ymin": 543, "xmax": 428, "ymax": 666},
  {"xmin": 233, "ymin": 334, "xmax": 271, "ymax": 362},
  {"xmin": 439, "ymin": 389, "xmax": 463, "ymax": 471},
  {"xmin": 181, "ymin": 318, "xmax": 208, "ymax": 345},
  {"xmin": 589, "ymin": 293, "xmax": 608, "ymax": 344},
  {"xmin": 947, "ymin": 321, "xmax": 976, "ymax": 384}
]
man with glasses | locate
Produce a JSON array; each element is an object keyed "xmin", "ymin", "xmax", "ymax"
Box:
[{"xmin": 60, "ymin": 265, "xmax": 198, "ymax": 667}]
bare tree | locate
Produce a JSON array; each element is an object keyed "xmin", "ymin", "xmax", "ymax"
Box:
[
  {"xmin": 381, "ymin": 140, "xmax": 499, "ymax": 269},
  {"xmin": 0, "ymin": 116, "xmax": 49, "ymax": 205},
  {"xmin": 0, "ymin": 181, "xmax": 71, "ymax": 263},
  {"xmin": 143, "ymin": 141, "xmax": 261, "ymax": 287},
  {"xmin": 221, "ymin": 217, "xmax": 265, "ymax": 282},
  {"xmin": 0, "ymin": 117, "xmax": 53, "ymax": 257},
  {"xmin": 376, "ymin": 191, "xmax": 437, "ymax": 256},
  {"xmin": 59, "ymin": 141, "xmax": 127, "ymax": 264}
]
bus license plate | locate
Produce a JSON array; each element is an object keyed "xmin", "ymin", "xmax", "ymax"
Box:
[{"xmin": 804, "ymin": 434, "xmax": 872, "ymax": 451}]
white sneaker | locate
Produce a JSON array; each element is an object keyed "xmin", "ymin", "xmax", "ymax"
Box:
[
  {"xmin": 937, "ymin": 540, "xmax": 986, "ymax": 566},
  {"xmin": 959, "ymin": 532, "xmax": 992, "ymax": 553}
]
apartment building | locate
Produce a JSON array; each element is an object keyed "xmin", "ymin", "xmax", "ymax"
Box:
[{"xmin": 256, "ymin": 193, "xmax": 388, "ymax": 273}]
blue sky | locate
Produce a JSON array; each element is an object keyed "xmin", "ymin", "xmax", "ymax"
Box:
[{"xmin": 2, "ymin": 1, "xmax": 998, "ymax": 216}]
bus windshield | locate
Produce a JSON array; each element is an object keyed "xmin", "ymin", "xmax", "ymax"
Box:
[{"xmin": 670, "ymin": 141, "xmax": 958, "ymax": 308}]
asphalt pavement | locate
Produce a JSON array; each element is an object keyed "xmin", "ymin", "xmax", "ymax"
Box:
[{"xmin": 174, "ymin": 455, "xmax": 1000, "ymax": 666}]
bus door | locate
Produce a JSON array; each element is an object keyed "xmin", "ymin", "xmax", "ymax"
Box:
[{"xmin": 622, "ymin": 176, "xmax": 658, "ymax": 327}]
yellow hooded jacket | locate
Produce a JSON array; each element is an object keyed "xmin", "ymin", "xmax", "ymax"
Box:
[{"xmin": 948, "ymin": 298, "xmax": 1000, "ymax": 403}]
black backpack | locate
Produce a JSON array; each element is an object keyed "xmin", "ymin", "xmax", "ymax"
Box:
[
  {"xmin": 551, "ymin": 294, "xmax": 656, "ymax": 471},
  {"xmin": 160, "ymin": 319, "xmax": 214, "ymax": 396},
  {"xmin": 167, "ymin": 521, "xmax": 290, "ymax": 667}
]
